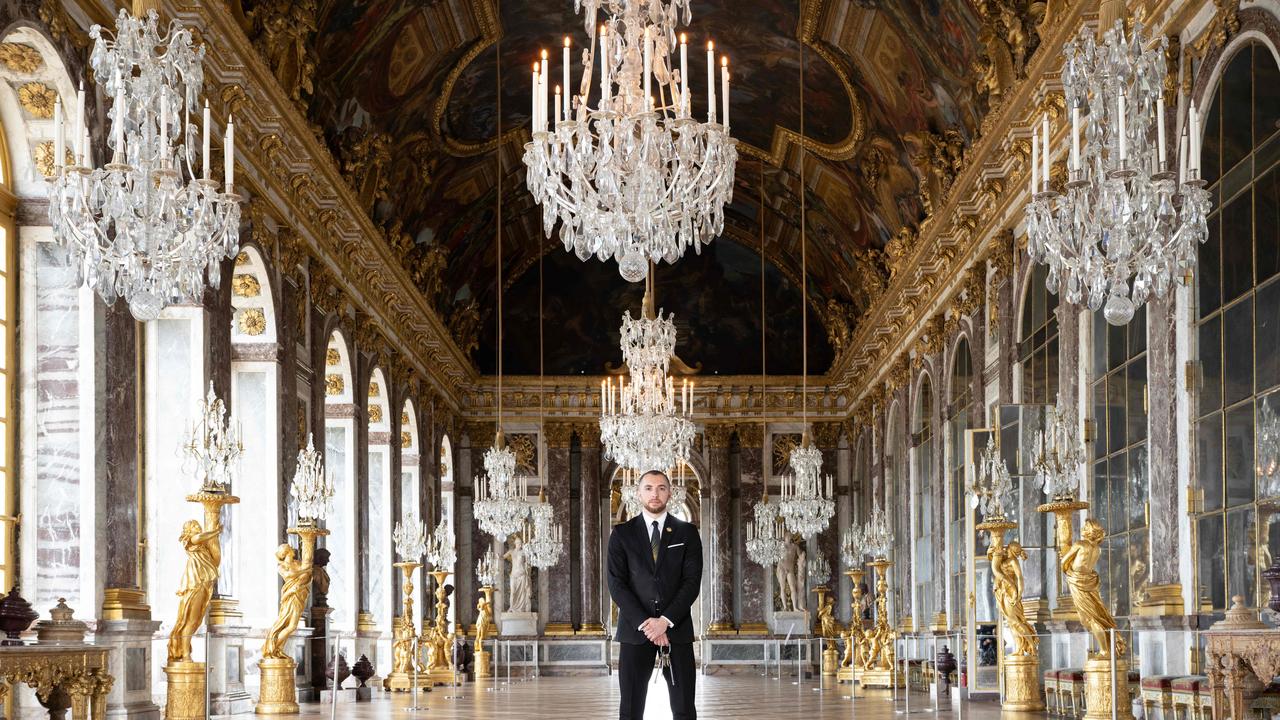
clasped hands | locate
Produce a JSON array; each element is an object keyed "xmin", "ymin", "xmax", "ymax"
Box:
[{"xmin": 639, "ymin": 617, "xmax": 671, "ymax": 647}]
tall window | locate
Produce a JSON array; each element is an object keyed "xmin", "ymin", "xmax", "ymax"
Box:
[
  {"xmin": 400, "ymin": 400, "xmax": 421, "ymax": 627},
  {"xmin": 1089, "ymin": 308, "xmax": 1148, "ymax": 620},
  {"xmin": 1193, "ymin": 41, "xmax": 1280, "ymax": 612},
  {"xmin": 912, "ymin": 377, "xmax": 935, "ymax": 627},
  {"xmin": 948, "ymin": 337, "xmax": 975, "ymax": 628},
  {"xmin": 324, "ymin": 331, "xmax": 357, "ymax": 629},
  {"xmin": 1019, "ymin": 263, "xmax": 1060, "ymax": 404},
  {"xmin": 0, "ymin": 127, "xmax": 14, "ymax": 593}
]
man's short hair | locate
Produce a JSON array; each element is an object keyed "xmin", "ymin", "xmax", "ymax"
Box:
[{"xmin": 638, "ymin": 469, "xmax": 671, "ymax": 487}]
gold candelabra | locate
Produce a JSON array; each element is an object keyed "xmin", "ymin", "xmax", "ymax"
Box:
[
  {"xmin": 837, "ymin": 568, "xmax": 865, "ymax": 683},
  {"xmin": 858, "ymin": 558, "xmax": 902, "ymax": 689},
  {"xmin": 257, "ymin": 523, "xmax": 328, "ymax": 714},
  {"xmin": 421, "ymin": 569, "xmax": 454, "ymax": 684},
  {"xmin": 977, "ymin": 514, "xmax": 1043, "ymax": 712},
  {"xmin": 384, "ymin": 561, "xmax": 422, "ymax": 691}
]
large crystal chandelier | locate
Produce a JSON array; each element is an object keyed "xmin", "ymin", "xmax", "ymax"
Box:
[
  {"xmin": 290, "ymin": 433, "xmax": 334, "ymax": 523},
  {"xmin": 524, "ymin": 493, "xmax": 565, "ymax": 569},
  {"xmin": 599, "ymin": 289, "xmax": 696, "ymax": 472},
  {"xmin": 777, "ymin": 434, "xmax": 835, "ymax": 537},
  {"xmin": 522, "ymin": 0, "xmax": 737, "ymax": 282},
  {"xmin": 425, "ymin": 518, "xmax": 457, "ymax": 569},
  {"xmin": 473, "ymin": 433, "xmax": 530, "ymax": 539},
  {"xmin": 863, "ymin": 503, "xmax": 892, "ymax": 562},
  {"xmin": 48, "ymin": 8, "xmax": 241, "ymax": 321},
  {"xmin": 1026, "ymin": 20, "xmax": 1211, "ymax": 326},
  {"xmin": 745, "ymin": 492, "xmax": 786, "ymax": 566},
  {"xmin": 181, "ymin": 382, "xmax": 242, "ymax": 493},
  {"xmin": 968, "ymin": 442, "xmax": 1015, "ymax": 522},
  {"xmin": 393, "ymin": 517, "xmax": 428, "ymax": 562},
  {"xmin": 840, "ymin": 525, "xmax": 865, "ymax": 569},
  {"xmin": 1031, "ymin": 398, "xmax": 1086, "ymax": 500}
]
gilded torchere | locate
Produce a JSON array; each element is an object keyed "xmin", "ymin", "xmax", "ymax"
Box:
[
  {"xmin": 859, "ymin": 558, "xmax": 902, "ymax": 689},
  {"xmin": 384, "ymin": 561, "xmax": 423, "ymax": 692},
  {"xmin": 422, "ymin": 569, "xmax": 455, "ymax": 685},
  {"xmin": 164, "ymin": 491, "xmax": 239, "ymax": 720},
  {"xmin": 256, "ymin": 524, "xmax": 328, "ymax": 714},
  {"xmin": 1040, "ymin": 499, "xmax": 1132, "ymax": 720},
  {"xmin": 978, "ymin": 516, "xmax": 1044, "ymax": 712},
  {"xmin": 836, "ymin": 567, "xmax": 865, "ymax": 684}
]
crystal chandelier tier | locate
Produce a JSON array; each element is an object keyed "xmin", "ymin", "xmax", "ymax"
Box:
[
  {"xmin": 1031, "ymin": 399, "xmax": 1086, "ymax": 501},
  {"xmin": 49, "ymin": 8, "xmax": 241, "ymax": 321},
  {"xmin": 863, "ymin": 503, "xmax": 892, "ymax": 562},
  {"xmin": 599, "ymin": 291, "xmax": 696, "ymax": 472},
  {"xmin": 181, "ymin": 382, "xmax": 242, "ymax": 493},
  {"xmin": 806, "ymin": 551, "xmax": 831, "ymax": 587},
  {"xmin": 1026, "ymin": 20, "xmax": 1211, "ymax": 326},
  {"xmin": 473, "ymin": 432, "xmax": 531, "ymax": 539},
  {"xmin": 476, "ymin": 547, "xmax": 501, "ymax": 587},
  {"xmin": 290, "ymin": 433, "xmax": 334, "ymax": 524},
  {"xmin": 522, "ymin": 0, "xmax": 737, "ymax": 282},
  {"xmin": 840, "ymin": 525, "xmax": 865, "ymax": 569},
  {"xmin": 426, "ymin": 518, "xmax": 457, "ymax": 568},
  {"xmin": 745, "ymin": 493, "xmax": 786, "ymax": 566},
  {"xmin": 778, "ymin": 435, "xmax": 835, "ymax": 537},
  {"xmin": 523, "ymin": 493, "xmax": 565, "ymax": 569},
  {"xmin": 968, "ymin": 442, "xmax": 1015, "ymax": 522},
  {"xmin": 393, "ymin": 517, "xmax": 428, "ymax": 561}
]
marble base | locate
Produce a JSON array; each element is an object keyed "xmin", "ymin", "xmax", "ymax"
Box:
[
  {"xmin": 501, "ymin": 612, "xmax": 539, "ymax": 637},
  {"xmin": 207, "ymin": 623, "xmax": 253, "ymax": 715},
  {"xmin": 701, "ymin": 635, "xmax": 814, "ymax": 672},
  {"xmin": 532, "ymin": 637, "xmax": 610, "ymax": 675},
  {"xmin": 96, "ymin": 617, "xmax": 162, "ymax": 719},
  {"xmin": 860, "ymin": 667, "xmax": 904, "ymax": 689},
  {"xmin": 291, "ymin": 627, "xmax": 317, "ymax": 703},
  {"xmin": 770, "ymin": 611, "xmax": 809, "ymax": 637}
]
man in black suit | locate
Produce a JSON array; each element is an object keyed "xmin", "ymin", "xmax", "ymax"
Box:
[{"xmin": 607, "ymin": 469, "xmax": 703, "ymax": 720}]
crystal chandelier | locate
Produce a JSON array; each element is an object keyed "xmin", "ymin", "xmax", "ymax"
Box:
[
  {"xmin": 523, "ymin": 493, "xmax": 565, "ymax": 569},
  {"xmin": 863, "ymin": 503, "xmax": 892, "ymax": 562},
  {"xmin": 599, "ymin": 290, "xmax": 696, "ymax": 472},
  {"xmin": 290, "ymin": 433, "xmax": 334, "ymax": 524},
  {"xmin": 1026, "ymin": 20, "xmax": 1211, "ymax": 326},
  {"xmin": 840, "ymin": 525, "xmax": 865, "ymax": 569},
  {"xmin": 474, "ymin": 433, "xmax": 530, "ymax": 540},
  {"xmin": 806, "ymin": 551, "xmax": 831, "ymax": 587},
  {"xmin": 1031, "ymin": 399, "xmax": 1086, "ymax": 500},
  {"xmin": 393, "ymin": 517, "xmax": 428, "ymax": 561},
  {"xmin": 476, "ymin": 547, "xmax": 501, "ymax": 587},
  {"xmin": 968, "ymin": 443, "xmax": 1015, "ymax": 522},
  {"xmin": 49, "ymin": 8, "xmax": 241, "ymax": 321},
  {"xmin": 778, "ymin": 435, "xmax": 835, "ymax": 537},
  {"xmin": 426, "ymin": 518, "xmax": 457, "ymax": 568},
  {"xmin": 745, "ymin": 493, "xmax": 786, "ymax": 566},
  {"xmin": 522, "ymin": 0, "xmax": 737, "ymax": 282},
  {"xmin": 181, "ymin": 382, "xmax": 242, "ymax": 493}
]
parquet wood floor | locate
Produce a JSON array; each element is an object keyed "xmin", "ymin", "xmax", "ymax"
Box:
[{"xmin": 290, "ymin": 675, "xmax": 1019, "ymax": 719}]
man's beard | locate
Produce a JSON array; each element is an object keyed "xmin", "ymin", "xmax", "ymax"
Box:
[{"xmin": 646, "ymin": 499, "xmax": 668, "ymax": 514}]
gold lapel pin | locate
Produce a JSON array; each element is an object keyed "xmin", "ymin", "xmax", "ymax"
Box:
[{"xmin": 666, "ymin": 527, "xmax": 672, "ymax": 533}]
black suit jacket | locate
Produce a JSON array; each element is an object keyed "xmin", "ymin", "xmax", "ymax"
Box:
[{"xmin": 608, "ymin": 513, "xmax": 704, "ymax": 644}]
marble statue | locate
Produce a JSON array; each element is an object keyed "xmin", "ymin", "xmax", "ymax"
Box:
[
  {"xmin": 167, "ymin": 518, "xmax": 223, "ymax": 663},
  {"xmin": 262, "ymin": 540, "xmax": 316, "ymax": 658},
  {"xmin": 775, "ymin": 535, "xmax": 805, "ymax": 612},
  {"xmin": 989, "ymin": 539, "xmax": 1037, "ymax": 656},
  {"xmin": 504, "ymin": 536, "xmax": 531, "ymax": 613},
  {"xmin": 1060, "ymin": 518, "xmax": 1126, "ymax": 657}
]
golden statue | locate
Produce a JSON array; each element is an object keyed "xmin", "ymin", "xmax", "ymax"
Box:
[
  {"xmin": 390, "ymin": 616, "xmax": 415, "ymax": 676},
  {"xmin": 1060, "ymin": 518, "xmax": 1125, "ymax": 657},
  {"xmin": 167, "ymin": 518, "xmax": 223, "ymax": 663},
  {"xmin": 475, "ymin": 594, "xmax": 493, "ymax": 647},
  {"xmin": 261, "ymin": 539, "xmax": 317, "ymax": 658},
  {"xmin": 817, "ymin": 593, "xmax": 837, "ymax": 639},
  {"xmin": 989, "ymin": 539, "xmax": 1038, "ymax": 656}
]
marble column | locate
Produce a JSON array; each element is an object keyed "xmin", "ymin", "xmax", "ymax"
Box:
[
  {"xmin": 97, "ymin": 301, "xmax": 141, "ymax": 595},
  {"xmin": 929, "ymin": 367, "xmax": 947, "ymax": 630},
  {"xmin": 458, "ymin": 426, "xmax": 487, "ymax": 630},
  {"xmin": 576, "ymin": 424, "xmax": 605, "ymax": 632},
  {"xmin": 353, "ymin": 352, "xmax": 371, "ymax": 619},
  {"xmin": 735, "ymin": 427, "xmax": 766, "ymax": 628},
  {"xmin": 1144, "ymin": 291, "xmax": 1183, "ymax": 607},
  {"xmin": 276, "ymin": 276, "xmax": 303, "ymax": 540},
  {"xmin": 705, "ymin": 425, "xmax": 734, "ymax": 631},
  {"xmin": 543, "ymin": 423, "xmax": 575, "ymax": 632}
]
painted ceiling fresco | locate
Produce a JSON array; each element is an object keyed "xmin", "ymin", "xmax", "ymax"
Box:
[{"xmin": 300, "ymin": 0, "xmax": 987, "ymax": 373}]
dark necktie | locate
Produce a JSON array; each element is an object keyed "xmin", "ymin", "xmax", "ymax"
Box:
[{"xmin": 650, "ymin": 520, "xmax": 660, "ymax": 561}]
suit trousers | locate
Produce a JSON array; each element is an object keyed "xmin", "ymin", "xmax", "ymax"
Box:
[{"xmin": 618, "ymin": 641, "xmax": 696, "ymax": 720}]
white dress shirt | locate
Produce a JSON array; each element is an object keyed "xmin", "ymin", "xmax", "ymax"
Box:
[{"xmin": 638, "ymin": 509, "xmax": 675, "ymax": 631}]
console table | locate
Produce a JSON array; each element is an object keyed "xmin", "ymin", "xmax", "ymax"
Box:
[
  {"xmin": 1203, "ymin": 599, "xmax": 1280, "ymax": 720},
  {"xmin": 0, "ymin": 644, "xmax": 113, "ymax": 720}
]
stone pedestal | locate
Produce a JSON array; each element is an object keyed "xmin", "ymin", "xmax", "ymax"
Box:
[
  {"xmin": 207, "ymin": 622, "xmax": 253, "ymax": 715},
  {"xmin": 475, "ymin": 647, "xmax": 492, "ymax": 679},
  {"xmin": 162, "ymin": 661, "xmax": 205, "ymax": 720},
  {"xmin": 256, "ymin": 657, "xmax": 300, "ymax": 714},
  {"xmin": 501, "ymin": 612, "xmax": 538, "ymax": 636},
  {"xmin": 770, "ymin": 611, "xmax": 809, "ymax": 637},
  {"xmin": 1002, "ymin": 654, "xmax": 1045, "ymax": 711},
  {"xmin": 354, "ymin": 621, "xmax": 382, "ymax": 686},
  {"xmin": 309, "ymin": 605, "xmax": 331, "ymax": 693},
  {"xmin": 860, "ymin": 666, "xmax": 904, "ymax": 689},
  {"xmin": 1084, "ymin": 656, "xmax": 1133, "ymax": 720},
  {"xmin": 95, "ymin": 617, "xmax": 162, "ymax": 719}
]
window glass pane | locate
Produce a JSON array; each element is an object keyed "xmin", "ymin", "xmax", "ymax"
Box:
[
  {"xmin": 1199, "ymin": 513, "xmax": 1226, "ymax": 610},
  {"xmin": 1199, "ymin": 412, "xmax": 1224, "ymax": 512},
  {"xmin": 1128, "ymin": 445, "xmax": 1148, "ymax": 531},
  {"xmin": 1127, "ymin": 360, "xmax": 1147, "ymax": 443},
  {"xmin": 1226, "ymin": 403, "xmax": 1256, "ymax": 507},
  {"xmin": 1224, "ymin": 298, "xmax": 1255, "ymax": 407},
  {"xmin": 1267, "ymin": 511, "xmax": 1280, "ymax": 572},
  {"xmin": 1093, "ymin": 379, "xmax": 1109, "ymax": 459},
  {"xmin": 1107, "ymin": 535, "xmax": 1129, "ymax": 617},
  {"xmin": 1108, "ymin": 370, "xmax": 1126, "ymax": 452},
  {"xmin": 1199, "ymin": 315, "xmax": 1223, "ymax": 416},
  {"xmin": 1130, "ymin": 304, "xmax": 1147, "ymax": 357},
  {"xmin": 1108, "ymin": 319, "xmax": 1126, "ymax": 371},
  {"xmin": 1257, "ymin": 166, "xmax": 1280, "ymax": 285},
  {"xmin": 1128, "ymin": 528, "xmax": 1149, "ymax": 612},
  {"xmin": 1223, "ymin": 49, "xmax": 1254, "ymax": 172},
  {"xmin": 1092, "ymin": 460, "xmax": 1108, "ymax": 524},
  {"xmin": 1254, "ymin": 44, "xmax": 1280, "ymax": 150},
  {"xmin": 1226, "ymin": 507, "xmax": 1258, "ymax": 607},
  {"xmin": 1093, "ymin": 308, "xmax": 1108, "ymax": 376},
  {"xmin": 1046, "ymin": 334, "xmax": 1059, "ymax": 402},
  {"xmin": 1200, "ymin": 213, "xmax": 1222, "ymax": 315},
  {"xmin": 1222, "ymin": 192, "xmax": 1255, "ymax": 304},
  {"xmin": 1108, "ymin": 455, "xmax": 1127, "ymax": 533},
  {"xmin": 1257, "ymin": 278, "xmax": 1280, "ymax": 393}
]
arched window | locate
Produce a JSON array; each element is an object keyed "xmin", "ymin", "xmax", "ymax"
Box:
[
  {"xmin": 1193, "ymin": 40, "xmax": 1280, "ymax": 612},
  {"xmin": 400, "ymin": 400, "xmax": 421, "ymax": 627},
  {"xmin": 438, "ymin": 434, "xmax": 455, "ymax": 625},
  {"xmin": 0, "ymin": 87, "xmax": 15, "ymax": 594},
  {"xmin": 948, "ymin": 337, "xmax": 975, "ymax": 628},
  {"xmin": 324, "ymin": 331, "xmax": 357, "ymax": 629},
  {"xmin": 912, "ymin": 376, "xmax": 935, "ymax": 628},
  {"xmin": 365, "ymin": 368, "xmax": 391, "ymax": 668},
  {"xmin": 1019, "ymin": 263, "xmax": 1060, "ymax": 404}
]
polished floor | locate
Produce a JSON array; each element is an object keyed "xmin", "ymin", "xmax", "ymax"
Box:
[{"xmin": 292, "ymin": 674, "xmax": 1015, "ymax": 718}]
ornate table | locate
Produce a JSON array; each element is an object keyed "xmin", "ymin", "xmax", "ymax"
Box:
[
  {"xmin": 1203, "ymin": 598, "xmax": 1280, "ymax": 720},
  {"xmin": 0, "ymin": 645, "xmax": 113, "ymax": 719}
]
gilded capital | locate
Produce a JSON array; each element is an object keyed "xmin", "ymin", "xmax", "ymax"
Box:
[
  {"xmin": 705, "ymin": 423, "xmax": 734, "ymax": 449},
  {"xmin": 543, "ymin": 422, "xmax": 574, "ymax": 449},
  {"xmin": 811, "ymin": 422, "xmax": 842, "ymax": 450},
  {"xmin": 573, "ymin": 423, "xmax": 601, "ymax": 449},
  {"xmin": 735, "ymin": 423, "xmax": 763, "ymax": 448}
]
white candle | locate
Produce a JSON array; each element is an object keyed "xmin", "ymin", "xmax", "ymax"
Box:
[
  {"xmin": 707, "ymin": 41, "xmax": 715, "ymax": 123},
  {"xmin": 721, "ymin": 56, "xmax": 729, "ymax": 130},
  {"xmin": 541, "ymin": 49, "xmax": 549, "ymax": 131},
  {"xmin": 643, "ymin": 27, "xmax": 652, "ymax": 109},
  {"xmin": 1117, "ymin": 92, "xmax": 1127, "ymax": 163},
  {"xmin": 224, "ymin": 116, "xmax": 234, "ymax": 189},
  {"xmin": 554, "ymin": 85, "xmax": 561, "ymax": 128},
  {"xmin": 680, "ymin": 34, "xmax": 688, "ymax": 116},
  {"xmin": 73, "ymin": 84, "xmax": 84, "ymax": 162},
  {"xmin": 600, "ymin": 26, "xmax": 610, "ymax": 108},
  {"xmin": 532, "ymin": 62, "xmax": 540, "ymax": 130},
  {"xmin": 1041, "ymin": 114, "xmax": 1050, "ymax": 188},
  {"xmin": 202, "ymin": 100, "xmax": 211, "ymax": 179},
  {"xmin": 1178, "ymin": 129, "xmax": 1188, "ymax": 184},
  {"xmin": 159, "ymin": 93, "xmax": 169, "ymax": 161},
  {"xmin": 113, "ymin": 84, "xmax": 125, "ymax": 153},
  {"xmin": 53, "ymin": 100, "xmax": 63, "ymax": 169},
  {"xmin": 1191, "ymin": 102, "xmax": 1201, "ymax": 176},
  {"xmin": 563, "ymin": 37, "xmax": 571, "ymax": 121},
  {"xmin": 1156, "ymin": 94, "xmax": 1167, "ymax": 165},
  {"xmin": 1031, "ymin": 129, "xmax": 1038, "ymax": 193},
  {"xmin": 600, "ymin": 380, "xmax": 606, "ymax": 416},
  {"xmin": 1071, "ymin": 105, "xmax": 1080, "ymax": 173}
]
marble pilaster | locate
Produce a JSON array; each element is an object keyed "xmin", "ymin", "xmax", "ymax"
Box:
[
  {"xmin": 544, "ymin": 426, "xmax": 573, "ymax": 628},
  {"xmin": 705, "ymin": 426, "xmax": 733, "ymax": 629},
  {"xmin": 929, "ymin": 369, "xmax": 947, "ymax": 628},
  {"xmin": 577, "ymin": 426, "xmax": 604, "ymax": 631},
  {"xmin": 812, "ymin": 425, "xmax": 840, "ymax": 621},
  {"xmin": 1145, "ymin": 292, "xmax": 1181, "ymax": 589},
  {"xmin": 98, "ymin": 301, "xmax": 141, "ymax": 594},
  {"xmin": 736, "ymin": 440, "xmax": 766, "ymax": 626}
]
